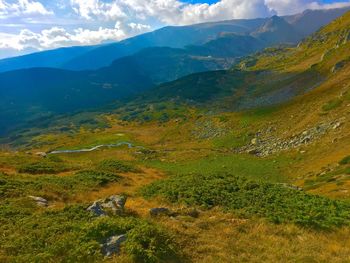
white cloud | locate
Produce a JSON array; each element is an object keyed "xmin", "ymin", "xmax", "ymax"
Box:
[
  {"xmin": 1, "ymin": 0, "xmax": 350, "ymax": 57},
  {"xmin": 68, "ymin": 0, "xmax": 350, "ymax": 25},
  {"xmin": 70, "ymin": 0, "xmax": 126, "ymax": 20},
  {"xmin": 0, "ymin": 0, "xmax": 52, "ymax": 18},
  {"xmin": 0, "ymin": 22, "xmax": 151, "ymax": 51},
  {"xmin": 266, "ymin": 0, "xmax": 350, "ymax": 15}
]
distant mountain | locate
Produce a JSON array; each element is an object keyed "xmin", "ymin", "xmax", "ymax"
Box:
[
  {"xmin": 0, "ymin": 46, "xmax": 96, "ymax": 73},
  {"xmin": 130, "ymin": 10, "xmax": 350, "ymax": 111},
  {"xmin": 0, "ymin": 65, "xmax": 153, "ymax": 134},
  {"xmin": 252, "ymin": 16, "xmax": 301, "ymax": 44},
  {"xmin": 0, "ymin": 18, "xmax": 266, "ymax": 73},
  {"xmin": 1, "ymin": 7, "xmax": 349, "ymax": 73},
  {"xmin": 285, "ymin": 7, "xmax": 350, "ymax": 37}
]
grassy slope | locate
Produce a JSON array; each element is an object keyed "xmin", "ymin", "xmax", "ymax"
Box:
[{"xmin": 1, "ymin": 11, "xmax": 350, "ymax": 263}]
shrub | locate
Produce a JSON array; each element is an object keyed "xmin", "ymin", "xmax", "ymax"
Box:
[
  {"xmin": 141, "ymin": 173, "xmax": 350, "ymax": 229},
  {"xmin": 0, "ymin": 204, "xmax": 175, "ymax": 263},
  {"xmin": 339, "ymin": 155, "xmax": 350, "ymax": 165},
  {"xmin": 322, "ymin": 98, "xmax": 343, "ymax": 111},
  {"xmin": 74, "ymin": 170, "xmax": 121, "ymax": 186},
  {"xmin": 124, "ymin": 222, "xmax": 176, "ymax": 263},
  {"xmin": 0, "ymin": 170, "xmax": 121, "ymax": 199},
  {"xmin": 18, "ymin": 161, "xmax": 68, "ymax": 174},
  {"xmin": 97, "ymin": 159, "xmax": 138, "ymax": 173}
]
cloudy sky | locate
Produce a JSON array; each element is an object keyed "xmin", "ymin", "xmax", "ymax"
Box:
[{"xmin": 0, "ymin": 0, "xmax": 349, "ymax": 59}]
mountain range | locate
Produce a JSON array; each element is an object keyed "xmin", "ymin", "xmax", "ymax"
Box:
[
  {"xmin": 0, "ymin": 7, "xmax": 349, "ymax": 73},
  {"xmin": 1, "ymin": 7, "xmax": 350, "ymax": 135}
]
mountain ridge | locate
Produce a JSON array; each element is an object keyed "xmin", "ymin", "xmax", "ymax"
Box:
[{"xmin": 1, "ymin": 7, "xmax": 349, "ymax": 73}]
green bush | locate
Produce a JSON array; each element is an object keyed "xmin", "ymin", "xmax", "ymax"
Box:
[
  {"xmin": 0, "ymin": 170, "xmax": 121, "ymax": 199},
  {"xmin": 339, "ymin": 155, "xmax": 350, "ymax": 165},
  {"xmin": 125, "ymin": 222, "xmax": 176, "ymax": 263},
  {"xmin": 322, "ymin": 98, "xmax": 343, "ymax": 111},
  {"xmin": 74, "ymin": 170, "xmax": 122, "ymax": 186},
  {"xmin": 97, "ymin": 159, "xmax": 139, "ymax": 173},
  {"xmin": 18, "ymin": 160, "xmax": 68, "ymax": 174},
  {"xmin": 141, "ymin": 173, "xmax": 350, "ymax": 229},
  {"xmin": 0, "ymin": 204, "xmax": 175, "ymax": 262}
]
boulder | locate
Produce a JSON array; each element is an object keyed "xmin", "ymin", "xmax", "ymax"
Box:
[
  {"xmin": 87, "ymin": 195, "xmax": 127, "ymax": 217},
  {"xmin": 101, "ymin": 234, "xmax": 127, "ymax": 257},
  {"xmin": 87, "ymin": 201, "xmax": 106, "ymax": 217},
  {"xmin": 28, "ymin": 196, "xmax": 48, "ymax": 207},
  {"xmin": 101, "ymin": 195, "xmax": 127, "ymax": 214}
]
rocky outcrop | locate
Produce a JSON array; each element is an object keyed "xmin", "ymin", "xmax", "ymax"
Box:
[
  {"xmin": 28, "ymin": 196, "xmax": 48, "ymax": 207},
  {"xmin": 236, "ymin": 120, "xmax": 344, "ymax": 157},
  {"xmin": 101, "ymin": 234, "xmax": 127, "ymax": 257},
  {"xmin": 192, "ymin": 120, "xmax": 227, "ymax": 139},
  {"xmin": 87, "ymin": 202, "xmax": 106, "ymax": 217},
  {"xmin": 87, "ymin": 195, "xmax": 127, "ymax": 217}
]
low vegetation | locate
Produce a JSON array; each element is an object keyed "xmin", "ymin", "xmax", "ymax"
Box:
[
  {"xmin": 0, "ymin": 204, "xmax": 176, "ymax": 262},
  {"xmin": 17, "ymin": 160, "xmax": 70, "ymax": 174},
  {"xmin": 97, "ymin": 159, "xmax": 139, "ymax": 173},
  {"xmin": 0, "ymin": 170, "xmax": 121, "ymax": 200},
  {"xmin": 322, "ymin": 98, "xmax": 343, "ymax": 111},
  {"xmin": 142, "ymin": 173, "xmax": 350, "ymax": 229}
]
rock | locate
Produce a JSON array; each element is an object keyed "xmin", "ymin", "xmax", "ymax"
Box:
[
  {"xmin": 333, "ymin": 122, "xmax": 342, "ymax": 130},
  {"xmin": 35, "ymin": 152, "xmax": 47, "ymax": 157},
  {"xmin": 150, "ymin": 207, "xmax": 171, "ymax": 217},
  {"xmin": 87, "ymin": 195, "xmax": 127, "ymax": 217},
  {"xmin": 332, "ymin": 60, "xmax": 349, "ymax": 73},
  {"xmin": 101, "ymin": 234, "xmax": 127, "ymax": 257},
  {"xmin": 87, "ymin": 201, "xmax": 106, "ymax": 217},
  {"xmin": 247, "ymin": 148, "xmax": 260, "ymax": 155},
  {"xmin": 101, "ymin": 195, "xmax": 127, "ymax": 214},
  {"xmin": 251, "ymin": 138, "xmax": 258, "ymax": 145},
  {"xmin": 28, "ymin": 196, "xmax": 48, "ymax": 207}
]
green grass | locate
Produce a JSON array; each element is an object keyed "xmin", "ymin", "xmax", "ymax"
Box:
[
  {"xmin": 0, "ymin": 170, "xmax": 121, "ymax": 200},
  {"xmin": 340, "ymin": 155, "xmax": 350, "ymax": 165},
  {"xmin": 146, "ymin": 154, "xmax": 290, "ymax": 183},
  {"xmin": 0, "ymin": 204, "xmax": 176, "ymax": 262},
  {"xmin": 322, "ymin": 98, "xmax": 343, "ymax": 111},
  {"xmin": 117, "ymin": 102, "xmax": 190, "ymax": 123},
  {"xmin": 141, "ymin": 173, "xmax": 350, "ymax": 229},
  {"xmin": 212, "ymin": 132, "xmax": 252, "ymax": 149}
]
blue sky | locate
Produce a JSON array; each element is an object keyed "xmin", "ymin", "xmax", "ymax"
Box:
[{"xmin": 0, "ymin": 0, "xmax": 349, "ymax": 59}]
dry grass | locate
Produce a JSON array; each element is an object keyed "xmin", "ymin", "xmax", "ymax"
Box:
[{"xmin": 154, "ymin": 209, "xmax": 350, "ymax": 263}]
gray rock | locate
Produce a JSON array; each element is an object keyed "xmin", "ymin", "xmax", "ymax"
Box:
[
  {"xmin": 150, "ymin": 207, "xmax": 171, "ymax": 217},
  {"xmin": 87, "ymin": 195, "xmax": 127, "ymax": 217},
  {"xmin": 35, "ymin": 152, "xmax": 47, "ymax": 157},
  {"xmin": 101, "ymin": 234, "xmax": 127, "ymax": 257},
  {"xmin": 101, "ymin": 195, "xmax": 127, "ymax": 214},
  {"xmin": 28, "ymin": 196, "xmax": 48, "ymax": 207},
  {"xmin": 251, "ymin": 138, "xmax": 258, "ymax": 145},
  {"xmin": 87, "ymin": 201, "xmax": 106, "ymax": 217},
  {"xmin": 333, "ymin": 122, "xmax": 342, "ymax": 130}
]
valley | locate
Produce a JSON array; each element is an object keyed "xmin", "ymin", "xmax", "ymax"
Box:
[{"xmin": 1, "ymin": 6, "xmax": 350, "ymax": 263}]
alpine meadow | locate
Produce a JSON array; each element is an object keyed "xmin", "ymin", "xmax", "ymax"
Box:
[{"xmin": 1, "ymin": 1, "xmax": 350, "ymax": 262}]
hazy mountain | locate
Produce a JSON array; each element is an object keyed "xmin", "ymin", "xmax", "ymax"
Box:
[
  {"xmin": 252, "ymin": 16, "xmax": 301, "ymax": 44},
  {"xmin": 131, "ymin": 10, "xmax": 350, "ymax": 111},
  {"xmin": 1, "ymin": 7, "xmax": 349, "ymax": 73},
  {"xmin": 0, "ymin": 18, "xmax": 266, "ymax": 73}
]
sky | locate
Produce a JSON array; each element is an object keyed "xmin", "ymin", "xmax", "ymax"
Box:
[{"xmin": 0, "ymin": 0, "xmax": 350, "ymax": 59}]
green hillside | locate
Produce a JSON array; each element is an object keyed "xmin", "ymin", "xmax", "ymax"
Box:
[{"xmin": 1, "ymin": 9, "xmax": 350, "ymax": 263}]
